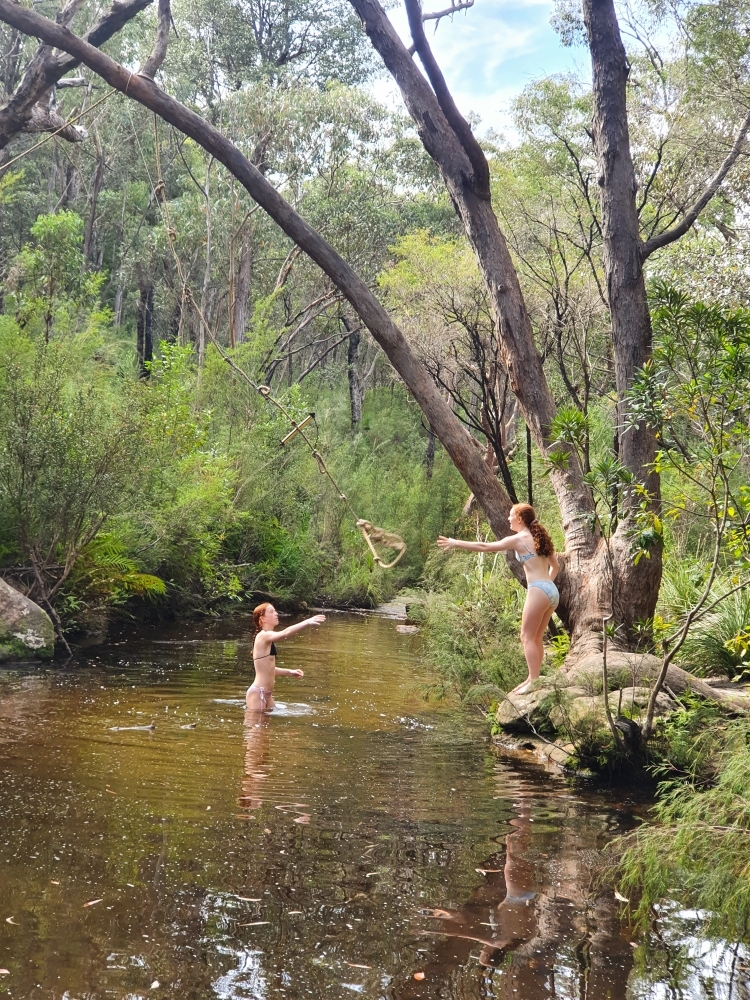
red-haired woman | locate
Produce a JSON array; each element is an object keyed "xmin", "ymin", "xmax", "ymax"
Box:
[
  {"xmin": 437, "ymin": 504, "xmax": 559, "ymax": 695},
  {"xmin": 247, "ymin": 603, "xmax": 326, "ymax": 712}
]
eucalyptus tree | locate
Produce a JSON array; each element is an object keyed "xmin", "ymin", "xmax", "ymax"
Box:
[{"xmin": 4, "ymin": 0, "xmax": 750, "ymax": 654}]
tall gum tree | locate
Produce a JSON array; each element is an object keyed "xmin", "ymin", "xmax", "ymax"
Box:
[{"xmin": 2, "ymin": 0, "xmax": 749, "ymax": 653}]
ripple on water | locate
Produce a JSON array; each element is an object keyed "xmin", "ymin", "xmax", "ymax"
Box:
[{"xmin": 0, "ymin": 612, "xmax": 737, "ymax": 1000}]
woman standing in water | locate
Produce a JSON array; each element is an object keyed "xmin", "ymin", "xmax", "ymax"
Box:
[
  {"xmin": 437, "ymin": 504, "xmax": 559, "ymax": 695},
  {"xmin": 247, "ymin": 602, "xmax": 326, "ymax": 712}
]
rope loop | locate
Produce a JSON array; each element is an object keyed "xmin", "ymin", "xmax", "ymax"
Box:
[{"xmin": 356, "ymin": 519, "xmax": 407, "ymax": 570}]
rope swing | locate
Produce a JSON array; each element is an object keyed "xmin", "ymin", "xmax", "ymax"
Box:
[{"xmin": 149, "ymin": 118, "xmax": 406, "ymax": 571}]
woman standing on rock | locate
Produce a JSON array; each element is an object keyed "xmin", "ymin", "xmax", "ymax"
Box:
[{"xmin": 437, "ymin": 504, "xmax": 559, "ymax": 695}]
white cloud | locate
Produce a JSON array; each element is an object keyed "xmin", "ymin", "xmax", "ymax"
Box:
[{"xmin": 368, "ymin": 0, "xmax": 587, "ymax": 136}]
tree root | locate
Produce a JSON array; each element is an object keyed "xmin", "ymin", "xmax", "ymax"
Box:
[{"xmin": 564, "ymin": 650, "xmax": 749, "ymax": 715}]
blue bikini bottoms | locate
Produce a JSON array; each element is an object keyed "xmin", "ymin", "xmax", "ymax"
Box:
[{"xmin": 528, "ymin": 579, "xmax": 559, "ymax": 609}]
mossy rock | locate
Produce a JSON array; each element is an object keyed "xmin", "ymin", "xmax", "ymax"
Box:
[{"xmin": 0, "ymin": 578, "xmax": 54, "ymax": 663}]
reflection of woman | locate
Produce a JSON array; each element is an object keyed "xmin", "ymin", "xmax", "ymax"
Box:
[
  {"xmin": 437, "ymin": 504, "xmax": 559, "ymax": 695},
  {"xmin": 247, "ymin": 602, "xmax": 326, "ymax": 712},
  {"xmin": 239, "ymin": 709, "xmax": 271, "ymax": 811},
  {"xmin": 478, "ymin": 802, "xmax": 537, "ymax": 967},
  {"xmin": 420, "ymin": 800, "xmax": 537, "ymax": 970}
]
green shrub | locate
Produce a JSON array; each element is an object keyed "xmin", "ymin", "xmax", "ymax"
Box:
[
  {"xmin": 659, "ymin": 559, "xmax": 750, "ymax": 676},
  {"xmin": 411, "ymin": 548, "xmax": 527, "ymax": 701},
  {"xmin": 615, "ymin": 720, "xmax": 750, "ymax": 939}
]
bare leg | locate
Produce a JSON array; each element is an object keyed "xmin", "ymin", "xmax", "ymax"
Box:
[{"xmin": 511, "ymin": 589, "xmax": 556, "ymax": 694}]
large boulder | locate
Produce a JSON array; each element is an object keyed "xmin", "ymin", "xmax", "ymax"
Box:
[{"xmin": 0, "ymin": 578, "xmax": 55, "ymax": 662}]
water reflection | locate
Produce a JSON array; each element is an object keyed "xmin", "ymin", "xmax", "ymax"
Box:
[
  {"xmin": 396, "ymin": 784, "xmax": 635, "ymax": 1000},
  {"xmin": 240, "ymin": 710, "xmax": 271, "ymax": 812},
  {"xmin": 240, "ymin": 710, "xmax": 312, "ymax": 824},
  {"xmin": 0, "ymin": 612, "xmax": 745, "ymax": 999}
]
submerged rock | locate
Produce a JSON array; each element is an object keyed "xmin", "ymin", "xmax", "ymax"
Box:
[{"xmin": 0, "ymin": 578, "xmax": 55, "ymax": 663}]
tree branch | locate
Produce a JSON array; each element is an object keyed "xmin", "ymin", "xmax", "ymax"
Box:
[
  {"xmin": 346, "ymin": 0, "xmax": 479, "ymax": 195},
  {"xmin": 297, "ymin": 332, "xmax": 351, "ymax": 382},
  {"xmin": 0, "ymin": 0, "xmax": 515, "ymax": 540},
  {"xmin": 0, "ymin": 0, "xmax": 154, "ymax": 151},
  {"xmin": 139, "ymin": 0, "xmax": 170, "ymax": 79},
  {"xmin": 640, "ymin": 107, "xmax": 750, "ymax": 260},
  {"xmin": 403, "ymin": 0, "xmax": 489, "ymax": 197},
  {"xmin": 422, "ymin": 0, "xmax": 474, "ymax": 22}
]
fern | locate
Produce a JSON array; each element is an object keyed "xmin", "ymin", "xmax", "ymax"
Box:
[{"xmin": 67, "ymin": 534, "xmax": 166, "ymax": 604}]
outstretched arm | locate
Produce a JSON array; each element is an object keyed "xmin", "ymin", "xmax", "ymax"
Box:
[
  {"xmin": 436, "ymin": 535, "xmax": 516, "ymax": 554},
  {"xmin": 274, "ymin": 614, "xmax": 326, "ymax": 641}
]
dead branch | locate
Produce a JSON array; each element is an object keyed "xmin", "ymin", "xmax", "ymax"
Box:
[{"xmin": 422, "ymin": 0, "xmax": 474, "ymax": 22}]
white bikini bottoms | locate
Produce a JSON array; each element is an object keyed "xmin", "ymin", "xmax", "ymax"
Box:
[{"xmin": 528, "ymin": 580, "xmax": 559, "ymax": 609}]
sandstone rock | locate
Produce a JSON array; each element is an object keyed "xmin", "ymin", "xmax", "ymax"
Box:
[
  {"xmin": 495, "ymin": 684, "xmax": 552, "ymax": 730},
  {"xmin": 496, "ymin": 674, "xmax": 678, "ymax": 734},
  {"xmin": 0, "ymin": 578, "xmax": 55, "ymax": 662}
]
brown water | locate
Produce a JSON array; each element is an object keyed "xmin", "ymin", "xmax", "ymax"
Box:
[{"xmin": 0, "ymin": 611, "xmax": 743, "ymax": 999}]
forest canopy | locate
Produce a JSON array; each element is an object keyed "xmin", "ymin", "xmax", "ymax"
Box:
[{"xmin": 0, "ymin": 0, "xmax": 749, "ymax": 663}]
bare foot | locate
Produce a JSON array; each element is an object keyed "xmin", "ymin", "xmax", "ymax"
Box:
[{"xmin": 510, "ymin": 678, "xmax": 534, "ymax": 696}]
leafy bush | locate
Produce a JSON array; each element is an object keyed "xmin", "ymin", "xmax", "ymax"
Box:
[
  {"xmin": 658, "ymin": 559, "xmax": 750, "ymax": 676},
  {"xmin": 615, "ymin": 720, "xmax": 750, "ymax": 939},
  {"xmin": 411, "ymin": 547, "xmax": 527, "ymax": 702}
]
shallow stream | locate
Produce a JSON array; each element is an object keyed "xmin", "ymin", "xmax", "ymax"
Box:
[{"xmin": 0, "ymin": 611, "xmax": 743, "ymax": 998}]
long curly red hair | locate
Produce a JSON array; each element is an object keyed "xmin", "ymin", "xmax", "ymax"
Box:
[{"xmin": 512, "ymin": 504, "xmax": 554, "ymax": 558}]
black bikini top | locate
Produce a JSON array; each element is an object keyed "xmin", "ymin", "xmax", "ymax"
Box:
[{"xmin": 253, "ymin": 641, "xmax": 277, "ymax": 661}]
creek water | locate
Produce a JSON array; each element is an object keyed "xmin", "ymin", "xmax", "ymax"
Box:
[{"xmin": 0, "ymin": 610, "xmax": 743, "ymax": 999}]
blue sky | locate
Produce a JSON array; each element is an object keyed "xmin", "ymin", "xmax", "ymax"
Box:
[{"xmin": 371, "ymin": 0, "xmax": 589, "ymax": 139}]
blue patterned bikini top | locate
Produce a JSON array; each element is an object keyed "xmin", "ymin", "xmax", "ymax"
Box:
[{"xmin": 515, "ymin": 540, "xmax": 536, "ymax": 563}]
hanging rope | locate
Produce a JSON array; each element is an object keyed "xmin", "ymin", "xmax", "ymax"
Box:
[{"xmin": 149, "ymin": 117, "xmax": 406, "ymax": 570}]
